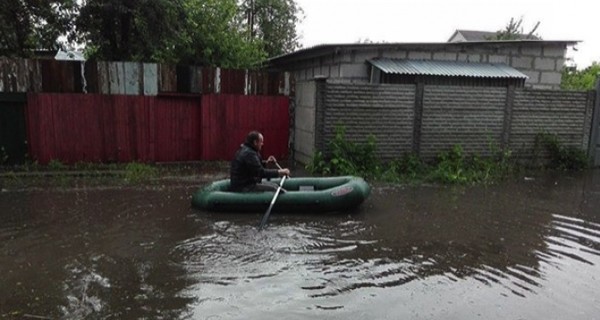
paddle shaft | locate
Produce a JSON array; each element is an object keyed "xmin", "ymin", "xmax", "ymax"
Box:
[
  {"xmin": 258, "ymin": 175, "xmax": 287, "ymax": 230},
  {"xmin": 274, "ymin": 160, "xmax": 283, "ymax": 170}
]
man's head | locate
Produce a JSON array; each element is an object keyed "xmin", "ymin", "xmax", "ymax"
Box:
[{"xmin": 245, "ymin": 131, "xmax": 264, "ymax": 151}]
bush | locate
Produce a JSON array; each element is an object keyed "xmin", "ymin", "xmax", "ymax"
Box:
[
  {"xmin": 48, "ymin": 159, "xmax": 67, "ymax": 170},
  {"xmin": 428, "ymin": 145, "xmax": 470, "ymax": 184},
  {"xmin": 381, "ymin": 153, "xmax": 426, "ymax": 182},
  {"xmin": 307, "ymin": 127, "xmax": 557, "ymax": 185},
  {"xmin": 307, "ymin": 126, "xmax": 380, "ymax": 178},
  {"xmin": 535, "ymin": 133, "xmax": 589, "ymax": 171}
]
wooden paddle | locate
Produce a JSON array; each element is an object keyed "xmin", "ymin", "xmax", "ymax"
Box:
[{"xmin": 258, "ymin": 160, "xmax": 287, "ymax": 230}]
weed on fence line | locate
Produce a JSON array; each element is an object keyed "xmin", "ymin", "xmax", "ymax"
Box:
[
  {"xmin": 306, "ymin": 126, "xmax": 589, "ymax": 185},
  {"xmin": 124, "ymin": 162, "xmax": 159, "ymax": 183},
  {"xmin": 533, "ymin": 132, "xmax": 589, "ymax": 171}
]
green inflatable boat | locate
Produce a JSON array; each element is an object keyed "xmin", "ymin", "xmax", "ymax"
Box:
[{"xmin": 192, "ymin": 176, "xmax": 371, "ymax": 213}]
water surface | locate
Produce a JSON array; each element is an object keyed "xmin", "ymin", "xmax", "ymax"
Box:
[{"xmin": 1, "ymin": 171, "xmax": 599, "ymax": 319}]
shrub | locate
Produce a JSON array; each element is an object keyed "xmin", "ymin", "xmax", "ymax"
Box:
[
  {"xmin": 307, "ymin": 127, "xmax": 519, "ymax": 185},
  {"xmin": 307, "ymin": 126, "xmax": 380, "ymax": 178},
  {"xmin": 535, "ymin": 132, "xmax": 589, "ymax": 171},
  {"xmin": 48, "ymin": 159, "xmax": 67, "ymax": 170}
]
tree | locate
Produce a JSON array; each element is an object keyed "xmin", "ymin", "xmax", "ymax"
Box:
[
  {"xmin": 174, "ymin": 0, "xmax": 266, "ymax": 67},
  {"xmin": 0, "ymin": 0, "xmax": 77, "ymax": 57},
  {"xmin": 561, "ymin": 62, "xmax": 600, "ymax": 90},
  {"xmin": 2, "ymin": 0, "xmax": 302, "ymax": 66},
  {"xmin": 239, "ymin": 0, "xmax": 303, "ymax": 57},
  {"xmin": 75, "ymin": 0, "xmax": 266, "ymax": 67},
  {"xmin": 74, "ymin": 0, "xmax": 187, "ymax": 62},
  {"xmin": 487, "ymin": 17, "xmax": 541, "ymax": 41}
]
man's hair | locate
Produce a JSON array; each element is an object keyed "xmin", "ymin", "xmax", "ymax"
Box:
[{"xmin": 245, "ymin": 131, "xmax": 261, "ymax": 145}]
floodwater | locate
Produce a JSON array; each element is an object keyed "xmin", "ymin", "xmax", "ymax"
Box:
[{"xmin": 1, "ymin": 170, "xmax": 600, "ymax": 320}]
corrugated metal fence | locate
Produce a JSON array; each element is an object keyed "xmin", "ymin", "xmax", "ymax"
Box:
[{"xmin": 0, "ymin": 58, "xmax": 292, "ymax": 96}]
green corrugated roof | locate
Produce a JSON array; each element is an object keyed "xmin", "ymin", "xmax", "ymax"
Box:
[{"xmin": 368, "ymin": 58, "xmax": 528, "ymax": 79}]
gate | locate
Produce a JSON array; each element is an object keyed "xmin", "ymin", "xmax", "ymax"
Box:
[{"xmin": 0, "ymin": 93, "xmax": 27, "ymax": 165}]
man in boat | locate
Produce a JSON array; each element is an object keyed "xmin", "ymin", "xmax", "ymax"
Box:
[{"xmin": 230, "ymin": 131, "xmax": 290, "ymax": 192}]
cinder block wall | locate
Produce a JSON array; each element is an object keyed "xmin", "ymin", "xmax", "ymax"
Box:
[
  {"xmin": 298, "ymin": 80, "xmax": 594, "ymax": 164},
  {"xmin": 317, "ymin": 83, "xmax": 415, "ymax": 159},
  {"xmin": 289, "ymin": 43, "xmax": 567, "ymax": 90},
  {"xmin": 420, "ymin": 86, "xmax": 507, "ymax": 159},
  {"xmin": 510, "ymin": 90, "xmax": 595, "ymax": 157}
]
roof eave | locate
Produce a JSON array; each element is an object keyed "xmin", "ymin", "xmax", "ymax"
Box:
[{"xmin": 268, "ymin": 40, "xmax": 580, "ymax": 66}]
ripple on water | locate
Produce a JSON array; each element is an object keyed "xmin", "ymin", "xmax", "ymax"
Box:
[{"xmin": 175, "ymin": 207, "xmax": 600, "ymax": 308}]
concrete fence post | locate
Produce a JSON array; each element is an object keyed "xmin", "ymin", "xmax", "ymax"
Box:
[
  {"xmin": 589, "ymin": 75, "xmax": 600, "ymax": 166},
  {"xmin": 314, "ymin": 76, "xmax": 327, "ymax": 153},
  {"xmin": 502, "ymin": 85, "xmax": 515, "ymax": 150},
  {"xmin": 412, "ymin": 82, "xmax": 424, "ymax": 155}
]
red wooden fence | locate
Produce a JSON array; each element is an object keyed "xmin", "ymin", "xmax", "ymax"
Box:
[
  {"xmin": 26, "ymin": 93, "xmax": 289, "ymax": 164},
  {"xmin": 201, "ymin": 94, "xmax": 290, "ymax": 161}
]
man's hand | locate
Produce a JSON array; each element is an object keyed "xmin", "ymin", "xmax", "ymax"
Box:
[{"xmin": 278, "ymin": 168, "xmax": 291, "ymax": 177}]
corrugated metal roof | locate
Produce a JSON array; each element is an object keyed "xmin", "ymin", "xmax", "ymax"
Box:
[{"xmin": 369, "ymin": 58, "xmax": 528, "ymax": 79}]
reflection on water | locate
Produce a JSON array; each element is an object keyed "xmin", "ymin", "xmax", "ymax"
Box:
[{"xmin": 1, "ymin": 170, "xmax": 600, "ymax": 319}]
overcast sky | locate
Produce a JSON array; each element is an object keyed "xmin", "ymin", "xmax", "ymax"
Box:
[{"xmin": 294, "ymin": 0, "xmax": 598, "ymax": 68}]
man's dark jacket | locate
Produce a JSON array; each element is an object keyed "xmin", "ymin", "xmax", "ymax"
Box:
[{"xmin": 229, "ymin": 143, "xmax": 278, "ymax": 191}]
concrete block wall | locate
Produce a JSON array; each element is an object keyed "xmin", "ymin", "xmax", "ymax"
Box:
[
  {"xmin": 287, "ymin": 43, "xmax": 567, "ymax": 90},
  {"xmin": 296, "ymin": 79, "xmax": 594, "ymax": 164},
  {"xmin": 318, "ymin": 83, "xmax": 415, "ymax": 160},
  {"xmin": 420, "ymin": 86, "xmax": 507, "ymax": 159},
  {"xmin": 510, "ymin": 89, "xmax": 592, "ymax": 157}
]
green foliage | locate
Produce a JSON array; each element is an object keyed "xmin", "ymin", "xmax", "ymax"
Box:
[
  {"xmin": 379, "ymin": 153, "xmax": 426, "ymax": 183},
  {"xmin": 175, "ymin": 0, "xmax": 266, "ymax": 67},
  {"xmin": 487, "ymin": 17, "xmax": 541, "ymax": 41},
  {"xmin": 2, "ymin": 0, "xmax": 302, "ymax": 66},
  {"xmin": 0, "ymin": 0, "xmax": 77, "ymax": 56},
  {"xmin": 307, "ymin": 126, "xmax": 516, "ymax": 185},
  {"xmin": 239, "ymin": 0, "xmax": 303, "ymax": 57},
  {"xmin": 561, "ymin": 62, "xmax": 600, "ymax": 90},
  {"xmin": 48, "ymin": 159, "xmax": 67, "ymax": 171},
  {"xmin": 428, "ymin": 144, "xmax": 514, "ymax": 184},
  {"xmin": 73, "ymin": 0, "xmax": 271, "ymax": 67},
  {"xmin": 307, "ymin": 126, "xmax": 379, "ymax": 178},
  {"xmin": 429, "ymin": 145, "xmax": 470, "ymax": 184},
  {"xmin": 535, "ymin": 133, "xmax": 589, "ymax": 171},
  {"xmin": 75, "ymin": 0, "xmax": 187, "ymax": 62},
  {"xmin": 305, "ymin": 150, "xmax": 331, "ymax": 175},
  {"xmin": 124, "ymin": 162, "xmax": 158, "ymax": 183}
]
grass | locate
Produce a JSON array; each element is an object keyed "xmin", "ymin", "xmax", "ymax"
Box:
[{"xmin": 0, "ymin": 161, "xmax": 230, "ymax": 190}]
